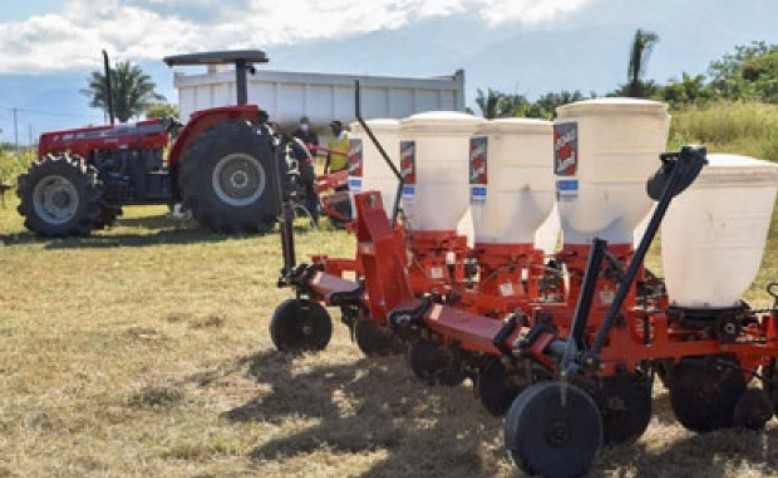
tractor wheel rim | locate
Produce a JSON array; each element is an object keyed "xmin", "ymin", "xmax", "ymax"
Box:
[
  {"xmin": 212, "ymin": 153, "xmax": 265, "ymax": 207},
  {"xmin": 32, "ymin": 175, "xmax": 79, "ymax": 225}
]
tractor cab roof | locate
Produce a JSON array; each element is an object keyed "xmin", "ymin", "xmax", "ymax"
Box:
[{"xmin": 163, "ymin": 50, "xmax": 269, "ymax": 66}]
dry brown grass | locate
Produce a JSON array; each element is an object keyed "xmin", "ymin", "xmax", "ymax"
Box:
[{"xmin": 0, "ymin": 188, "xmax": 777, "ymax": 478}]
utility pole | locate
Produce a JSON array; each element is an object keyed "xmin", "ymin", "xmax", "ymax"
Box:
[
  {"xmin": 28, "ymin": 124, "xmax": 33, "ymax": 148},
  {"xmin": 12, "ymin": 107, "xmax": 19, "ymax": 152}
]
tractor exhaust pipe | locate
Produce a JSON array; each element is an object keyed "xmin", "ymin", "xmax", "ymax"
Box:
[
  {"xmin": 102, "ymin": 49, "xmax": 115, "ymax": 126},
  {"xmin": 354, "ymin": 80, "xmax": 404, "ymax": 228}
]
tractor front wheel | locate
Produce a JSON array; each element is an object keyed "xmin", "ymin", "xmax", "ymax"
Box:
[
  {"xmin": 180, "ymin": 121, "xmax": 278, "ymax": 234},
  {"xmin": 16, "ymin": 153, "xmax": 103, "ymax": 236}
]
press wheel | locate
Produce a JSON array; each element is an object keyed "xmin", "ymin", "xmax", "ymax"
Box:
[
  {"xmin": 354, "ymin": 319, "xmax": 403, "ymax": 357},
  {"xmin": 505, "ymin": 381, "xmax": 602, "ymax": 478},
  {"xmin": 407, "ymin": 337, "xmax": 466, "ymax": 386},
  {"xmin": 269, "ymin": 299, "xmax": 332, "ymax": 352},
  {"xmin": 475, "ymin": 357, "xmax": 526, "ymax": 417},
  {"xmin": 733, "ymin": 388, "xmax": 772, "ymax": 430},
  {"xmin": 594, "ymin": 373, "xmax": 653, "ymax": 445},
  {"xmin": 668, "ymin": 355, "xmax": 746, "ymax": 432},
  {"xmin": 760, "ymin": 360, "xmax": 778, "ymax": 419}
]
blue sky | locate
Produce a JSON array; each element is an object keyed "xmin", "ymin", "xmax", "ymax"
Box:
[
  {"xmin": 0, "ymin": 2, "xmax": 63, "ymax": 22},
  {"xmin": 0, "ymin": 0, "xmax": 777, "ymax": 145}
]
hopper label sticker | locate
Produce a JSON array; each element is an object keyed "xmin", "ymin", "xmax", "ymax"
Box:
[
  {"xmin": 348, "ymin": 138, "xmax": 363, "ymax": 192},
  {"xmin": 554, "ymin": 122, "xmax": 578, "ymax": 176},
  {"xmin": 400, "ymin": 140, "xmax": 416, "ymax": 198},
  {"xmin": 470, "ymin": 136, "xmax": 488, "ymax": 204},
  {"xmin": 348, "ymin": 138, "xmax": 363, "ymax": 178},
  {"xmin": 348, "ymin": 177, "xmax": 363, "ymax": 192},
  {"xmin": 557, "ymin": 179, "xmax": 579, "ymax": 201}
]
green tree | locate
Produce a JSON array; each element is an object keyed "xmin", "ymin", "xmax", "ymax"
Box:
[
  {"xmin": 82, "ymin": 60, "xmax": 165, "ymax": 123},
  {"xmin": 707, "ymin": 42, "xmax": 778, "ymax": 103},
  {"xmin": 475, "ymin": 88, "xmax": 529, "ymax": 119},
  {"xmin": 145, "ymin": 103, "xmax": 179, "ymax": 120},
  {"xmin": 658, "ymin": 72, "xmax": 710, "ymax": 107},
  {"xmin": 525, "ymin": 90, "xmax": 589, "ymax": 119},
  {"xmin": 614, "ymin": 29, "xmax": 660, "ymax": 98}
]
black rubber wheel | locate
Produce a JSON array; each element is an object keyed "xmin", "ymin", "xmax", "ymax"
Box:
[
  {"xmin": 505, "ymin": 381, "xmax": 602, "ymax": 478},
  {"xmin": 733, "ymin": 388, "xmax": 773, "ymax": 430},
  {"xmin": 668, "ymin": 355, "xmax": 746, "ymax": 432},
  {"xmin": 354, "ymin": 320, "xmax": 403, "ymax": 357},
  {"xmin": 16, "ymin": 153, "xmax": 103, "ymax": 236},
  {"xmin": 761, "ymin": 360, "xmax": 778, "ymax": 419},
  {"xmin": 323, "ymin": 191, "xmax": 352, "ymax": 229},
  {"xmin": 407, "ymin": 337, "xmax": 467, "ymax": 386},
  {"xmin": 594, "ymin": 373, "xmax": 653, "ymax": 445},
  {"xmin": 93, "ymin": 205, "xmax": 123, "ymax": 230},
  {"xmin": 180, "ymin": 121, "xmax": 279, "ymax": 234},
  {"xmin": 476, "ymin": 357, "xmax": 525, "ymax": 417},
  {"xmin": 655, "ymin": 359, "xmax": 674, "ymax": 389},
  {"xmin": 269, "ymin": 299, "xmax": 332, "ymax": 352}
]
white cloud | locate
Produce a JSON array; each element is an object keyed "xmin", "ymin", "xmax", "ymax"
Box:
[
  {"xmin": 476, "ymin": 0, "xmax": 592, "ymax": 26},
  {"xmin": 0, "ymin": 0, "xmax": 594, "ymax": 73}
]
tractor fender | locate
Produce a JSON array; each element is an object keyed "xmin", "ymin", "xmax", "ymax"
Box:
[{"xmin": 168, "ymin": 104, "xmax": 262, "ymax": 167}]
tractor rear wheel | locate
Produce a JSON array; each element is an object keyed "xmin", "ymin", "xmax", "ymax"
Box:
[
  {"xmin": 180, "ymin": 121, "xmax": 278, "ymax": 234},
  {"xmin": 16, "ymin": 153, "xmax": 103, "ymax": 236}
]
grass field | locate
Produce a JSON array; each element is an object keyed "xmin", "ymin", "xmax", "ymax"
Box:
[
  {"xmin": 0, "ymin": 194, "xmax": 776, "ymax": 478},
  {"xmin": 0, "ymin": 102, "xmax": 777, "ymax": 477}
]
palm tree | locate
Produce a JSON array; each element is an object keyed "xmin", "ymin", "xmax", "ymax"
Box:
[
  {"xmin": 475, "ymin": 88, "xmax": 501, "ymax": 119},
  {"xmin": 475, "ymin": 88, "xmax": 529, "ymax": 119},
  {"xmin": 526, "ymin": 90, "xmax": 588, "ymax": 119},
  {"xmin": 661, "ymin": 72, "xmax": 709, "ymax": 106},
  {"xmin": 82, "ymin": 60, "xmax": 165, "ymax": 123},
  {"xmin": 625, "ymin": 29, "xmax": 660, "ymax": 98}
]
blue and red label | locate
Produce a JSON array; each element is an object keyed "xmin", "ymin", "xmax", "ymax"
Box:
[
  {"xmin": 400, "ymin": 140, "xmax": 416, "ymax": 198},
  {"xmin": 469, "ymin": 136, "xmax": 488, "ymax": 203},
  {"xmin": 347, "ymin": 138, "xmax": 363, "ymax": 192},
  {"xmin": 556, "ymin": 179, "xmax": 579, "ymax": 201},
  {"xmin": 554, "ymin": 122, "xmax": 578, "ymax": 177},
  {"xmin": 348, "ymin": 138, "xmax": 363, "ymax": 178}
]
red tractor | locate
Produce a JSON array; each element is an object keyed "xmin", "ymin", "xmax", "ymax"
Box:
[{"xmin": 17, "ymin": 50, "xmax": 292, "ymax": 236}]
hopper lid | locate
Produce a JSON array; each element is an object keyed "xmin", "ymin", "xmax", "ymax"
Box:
[
  {"xmin": 693, "ymin": 153, "xmax": 778, "ymax": 187},
  {"xmin": 477, "ymin": 117, "xmax": 552, "ymax": 135},
  {"xmin": 400, "ymin": 111, "xmax": 486, "ymax": 132},
  {"xmin": 350, "ymin": 118, "xmax": 400, "ymax": 134},
  {"xmin": 556, "ymin": 97, "xmax": 669, "ymax": 118}
]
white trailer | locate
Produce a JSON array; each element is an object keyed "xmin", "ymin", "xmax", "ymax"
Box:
[{"xmin": 173, "ymin": 66, "xmax": 466, "ymax": 129}]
